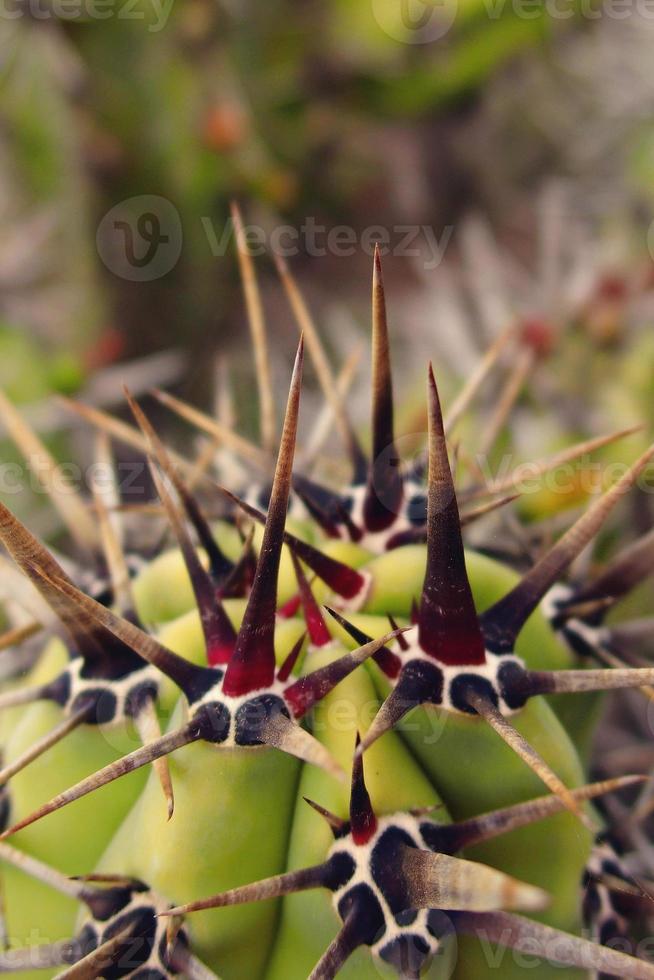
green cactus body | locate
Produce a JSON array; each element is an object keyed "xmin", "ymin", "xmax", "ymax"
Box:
[
  {"xmin": 98, "ymin": 727, "xmax": 300, "ymax": 978},
  {"xmin": 265, "ymin": 648, "xmax": 454, "ymax": 980}
]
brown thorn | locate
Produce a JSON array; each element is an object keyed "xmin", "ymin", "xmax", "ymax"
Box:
[
  {"xmin": 215, "ymin": 486, "xmax": 367, "ymax": 600},
  {"xmin": 435, "ymin": 776, "xmax": 645, "ymax": 853},
  {"xmin": 307, "ymin": 907, "xmax": 366, "ymax": 980},
  {"xmin": 419, "ymin": 364, "xmax": 486, "ymax": 666},
  {"xmin": 466, "ymin": 690, "xmax": 595, "ymax": 831},
  {"xmin": 125, "ymin": 387, "xmax": 236, "ymax": 660},
  {"xmin": 161, "ymin": 863, "xmax": 328, "ymax": 917},
  {"xmin": 363, "ymin": 245, "xmax": 402, "ymax": 532},
  {"xmin": 223, "ymin": 337, "xmax": 304, "ymax": 697},
  {"xmin": 0, "ymin": 702, "xmax": 94, "ymax": 787},
  {"xmin": 324, "ymin": 607, "xmax": 402, "ymax": 685},
  {"xmin": 89, "ymin": 437, "xmax": 133, "ymax": 615},
  {"xmin": 124, "ymin": 397, "xmax": 234, "ymax": 586},
  {"xmin": 574, "ymin": 525, "xmax": 654, "ymax": 605},
  {"xmin": 214, "ymin": 354, "xmax": 236, "ymax": 429},
  {"xmin": 610, "ymin": 617, "xmax": 654, "ymax": 647},
  {"xmin": 259, "ymin": 711, "xmax": 344, "ymax": 780},
  {"xmin": 56, "ymin": 396, "xmax": 200, "ymax": 479},
  {"xmin": 303, "ymin": 797, "xmax": 346, "ymax": 836},
  {"xmin": 0, "ymin": 388, "xmax": 98, "ymax": 555},
  {"xmin": 0, "ymin": 621, "xmax": 42, "ymax": 652},
  {"xmin": 443, "ymin": 323, "xmax": 516, "ymax": 437},
  {"xmin": 300, "ymin": 344, "xmax": 363, "ymax": 471},
  {"xmin": 455, "ymin": 442, "xmax": 487, "ymax": 490},
  {"xmin": 354, "ymin": 681, "xmax": 417, "ymax": 758},
  {"xmin": 273, "ymin": 251, "xmax": 367, "ymax": 482},
  {"xmin": 0, "ymin": 684, "xmax": 50, "ymax": 711},
  {"xmin": 454, "ymin": 911, "xmax": 654, "ymax": 979},
  {"xmin": 165, "ymin": 914, "xmax": 184, "ymax": 960},
  {"xmin": 399, "ymin": 844, "xmax": 549, "ymax": 913},
  {"xmin": 530, "ymin": 666, "xmax": 654, "ymax": 695},
  {"xmin": 350, "ymin": 733, "xmax": 377, "ymax": 844},
  {"xmin": 408, "ymin": 803, "xmax": 446, "ymax": 818},
  {"xmin": 231, "ymin": 202, "xmax": 276, "ymax": 452},
  {"xmin": 151, "ymin": 389, "xmax": 272, "ymax": 472},
  {"xmin": 579, "ymin": 643, "xmax": 654, "ymax": 705},
  {"xmin": 482, "ymin": 441, "xmax": 654, "ymax": 650},
  {"xmin": 91, "ymin": 430, "xmax": 121, "ymax": 517},
  {"xmin": 0, "ymin": 500, "xmax": 106, "ymax": 662},
  {"xmin": 193, "ymin": 357, "xmax": 248, "ymax": 488},
  {"xmin": 219, "ymin": 524, "xmax": 256, "ymax": 598},
  {"xmin": 0, "ymin": 724, "xmax": 199, "ymax": 841},
  {"xmin": 463, "ymin": 425, "xmax": 643, "ymax": 501},
  {"xmin": 0, "ymin": 842, "xmax": 89, "ymax": 901},
  {"xmin": 72, "ymin": 873, "xmax": 141, "ymax": 885},
  {"xmin": 276, "ymin": 634, "xmax": 306, "ymax": 685},
  {"xmin": 134, "ymin": 697, "xmax": 175, "ymax": 820},
  {"xmin": 556, "ymin": 596, "xmax": 615, "ymax": 622},
  {"xmin": 169, "ymin": 949, "xmax": 220, "ymax": 980},
  {"xmin": 0, "ymin": 940, "xmax": 78, "ymax": 972},
  {"xmin": 477, "ymin": 345, "xmax": 534, "ymax": 458},
  {"xmin": 186, "ymin": 436, "xmax": 221, "ymax": 491},
  {"xmin": 54, "ymin": 920, "xmax": 138, "ymax": 980},
  {"xmin": 285, "ymin": 627, "xmax": 408, "ymax": 719},
  {"xmin": 380, "ymin": 496, "xmax": 508, "ymax": 544},
  {"xmin": 290, "ymin": 552, "xmax": 331, "ymax": 648},
  {"xmin": 103, "ymin": 502, "xmax": 166, "ymax": 517},
  {"xmin": 590, "ymin": 869, "xmax": 654, "ymax": 903},
  {"xmin": 459, "ymin": 493, "xmax": 521, "ymax": 527},
  {"xmin": 36, "ymin": 570, "xmax": 203, "ymax": 701},
  {"xmin": 388, "ymin": 613, "xmax": 409, "ymax": 651}
]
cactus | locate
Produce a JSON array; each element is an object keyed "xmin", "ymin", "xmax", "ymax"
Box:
[{"xmin": 0, "ymin": 229, "xmax": 654, "ymax": 980}]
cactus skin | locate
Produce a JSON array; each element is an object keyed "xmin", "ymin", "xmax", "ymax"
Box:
[{"xmin": 0, "ymin": 247, "xmax": 653, "ymax": 980}]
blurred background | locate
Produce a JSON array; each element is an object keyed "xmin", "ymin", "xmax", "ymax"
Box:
[{"xmin": 2, "ymin": 0, "xmax": 654, "ymax": 532}]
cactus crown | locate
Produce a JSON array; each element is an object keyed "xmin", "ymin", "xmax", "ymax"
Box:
[{"xmin": 1, "ymin": 238, "xmax": 654, "ymax": 979}]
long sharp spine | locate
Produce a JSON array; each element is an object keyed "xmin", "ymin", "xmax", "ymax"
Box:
[{"xmin": 222, "ymin": 339, "xmax": 304, "ymax": 697}]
